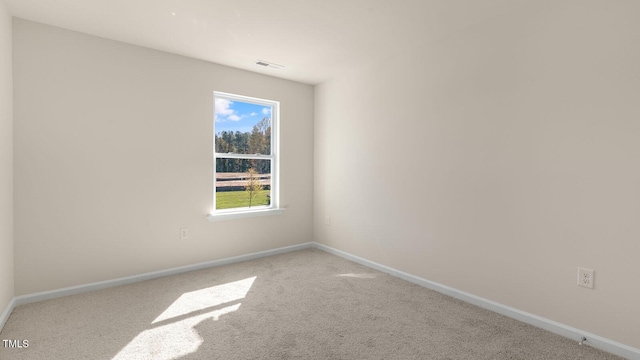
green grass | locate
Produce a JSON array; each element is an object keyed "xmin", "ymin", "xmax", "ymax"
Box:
[{"xmin": 216, "ymin": 190, "xmax": 270, "ymax": 210}]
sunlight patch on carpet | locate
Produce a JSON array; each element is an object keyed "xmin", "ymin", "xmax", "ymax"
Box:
[
  {"xmin": 112, "ymin": 303, "xmax": 241, "ymax": 360},
  {"xmin": 153, "ymin": 276, "xmax": 256, "ymax": 324},
  {"xmin": 111, "ymin": 277, "xmax": 256, "ymax": 360}
]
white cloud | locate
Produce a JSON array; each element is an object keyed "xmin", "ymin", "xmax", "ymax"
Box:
[
  {"xmin": 262, "ymin": 107, "xmax": 271, "ymax": 115},
  {"xmin": 215, "ymin": 98, "xmax": 234, "ymax": 116},
  {"xmin": 215, "ymin": 98, "xmax": 243, "ymax": 122},
  {"xmin": 250, "ymin": 112, "xmax": 257, "ymax": 116}
]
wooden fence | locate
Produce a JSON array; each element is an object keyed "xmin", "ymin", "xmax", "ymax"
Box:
[{"xmin": 215, "ymin": 172, "xmax": 271, "ymax": 192}]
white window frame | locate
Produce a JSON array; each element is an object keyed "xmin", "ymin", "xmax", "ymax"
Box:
[{"xmin": 207, "ymin": 92, "xmax": 283, "ymax": 221}]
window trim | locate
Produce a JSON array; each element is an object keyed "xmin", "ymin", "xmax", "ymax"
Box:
[
  {"xmin": 207, "ymin": 208, "xmax": 285, "ymax": 222},
  {"xmin": 208, "ymin": 92, "xmax": 282, "ymax": 220}
]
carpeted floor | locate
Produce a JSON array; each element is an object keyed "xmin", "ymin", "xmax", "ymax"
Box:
[{"xmin": 0, "ymin": 249, "xmax": 624, "ymax": 359}]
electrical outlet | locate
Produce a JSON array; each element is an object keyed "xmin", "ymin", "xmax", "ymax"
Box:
[
  {"xmin": 180, "ymin": 227, "xmax": 189, "ymax": 240},
  {"xmin": 577, "ymin": 267, "xmax": 594, "ymax": 289}
]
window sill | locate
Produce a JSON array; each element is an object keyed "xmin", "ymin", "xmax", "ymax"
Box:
[{"xmin": 207, "ymin": 208, "xmax": 285, "ymax": 222}]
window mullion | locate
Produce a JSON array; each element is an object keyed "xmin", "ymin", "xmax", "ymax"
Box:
[{"xmin": 214, "ymin": 153, "xmax": 273, "ymax": 160}]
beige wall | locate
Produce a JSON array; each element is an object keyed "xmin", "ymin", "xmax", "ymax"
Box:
[
  {"xmin": 314, "ymin": 0, "xmax": 640, "ymax": 349},
  {"xmin": 0, "ymin": 0, "xmax": 13, "ymax": 314},
  {"xmin": 13, "ymin": 19, "xmax": 314, "ymax": 295}
]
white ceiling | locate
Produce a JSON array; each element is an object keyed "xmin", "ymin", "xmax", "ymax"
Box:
[{"xmin": 5, "ymin": 0, "xmax": 532, "ymax": 84}]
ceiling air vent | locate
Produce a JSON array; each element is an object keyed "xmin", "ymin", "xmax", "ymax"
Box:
[{"xmin": 256, "ymin": 60, "xmax": 284, "ymax": 69}]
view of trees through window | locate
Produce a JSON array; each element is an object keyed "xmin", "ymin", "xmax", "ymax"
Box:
[{"xmin": 214, "ymin": 95, "xmax": 274, "ymax": 210}]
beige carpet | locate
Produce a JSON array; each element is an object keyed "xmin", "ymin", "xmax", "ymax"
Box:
[{"xmin": 0, "ymin": 249, "xmax": 623, "ymax": 359}]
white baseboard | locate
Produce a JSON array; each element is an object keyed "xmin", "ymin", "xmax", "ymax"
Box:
[
  {"xmin": 13, "ymin": 242, "xmax": 313, "ymax": 307},
  {"xmin": 0, "ymin": 297, "xmax": 16, "ymax": 332},
  {"xmin": 312, "ymin": 242, "xmax": 640, "ymax": 360}
]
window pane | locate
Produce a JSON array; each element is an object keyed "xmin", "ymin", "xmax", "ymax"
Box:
[
  {"xmin": 215, "ymin": 159, "xmax": 271, "ymax": 210},
  {"xmin": 215, "ymin": 98, "xmax": 272, "ymax": 155}
]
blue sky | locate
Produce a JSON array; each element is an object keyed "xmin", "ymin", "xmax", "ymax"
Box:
[{"xmin": 215, "ymin": 98, "xmax": 271, "ymax": 134}]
